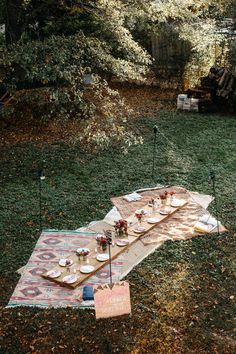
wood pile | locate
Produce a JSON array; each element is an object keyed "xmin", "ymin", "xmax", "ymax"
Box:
[{"xmin": 187, "ymin": 66, "xmax": 236, "ymax": 113}]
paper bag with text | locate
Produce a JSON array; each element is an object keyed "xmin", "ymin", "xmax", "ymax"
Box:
[{"xmin": 94, "ymin": 281, "xmax": 131, "ymax": 319}]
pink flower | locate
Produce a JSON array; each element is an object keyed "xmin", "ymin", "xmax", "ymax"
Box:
[
  {"xmin": 114, "ymin": 219, "xmax": 128, "ymax": 235},
  {"xmin": 100, "ymin": 237, "xmax": 107, "ymax": 246}
]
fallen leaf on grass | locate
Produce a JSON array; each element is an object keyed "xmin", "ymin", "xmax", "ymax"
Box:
[{"xmin": 221, "ymin": 265, "xmax": 225, "ymax": 273}]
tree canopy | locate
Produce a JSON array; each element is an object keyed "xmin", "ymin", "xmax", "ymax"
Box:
[{"xmin": 0, "ymin": 0, "xmax": 234, "ymax": 150}]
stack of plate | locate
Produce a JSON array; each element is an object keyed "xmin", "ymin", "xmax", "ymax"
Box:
[
  {"xmin": 146, "ymin": 217, "xmax": 160, "ymax": 224},
  {"xmin": 80, "ymin": 265, "xmax": 95, "ymax": 274},
  {"xmin": 96, "ymin": 253, "xmax": 109, "ymax": 261},
  {"xmin": 132, "ymin": 226, "xmax": 146, "ymax": 234},
  {"xmin": 116, "ymin": 239, "xmax": 129, "ymax": 247},
  {"xmin": 59, "ymin": 259, "xmax": 73, "ymax": 267},
  {"xmin": 46, "ymin": 269, "xmax": 61, "ymax": 278},
  {"xmin": 62, "ymin": 274, "xmax": 78, "ymax": 284},
  {"xmin": 170, "ymin": 198, "xmax": 185, "ymax": 207}
]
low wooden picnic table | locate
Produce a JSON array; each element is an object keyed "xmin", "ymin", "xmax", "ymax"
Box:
[{"xmin": 42, "ymin": 199, "xmax": 187, "ymax": 289}]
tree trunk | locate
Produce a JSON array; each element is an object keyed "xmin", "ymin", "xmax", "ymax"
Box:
[{"xmin": 5, "ymin": 0, "xmax": 23, "ymax": 45}]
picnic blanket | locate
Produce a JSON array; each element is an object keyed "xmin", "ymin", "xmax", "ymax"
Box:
[
  {"xmin": 7, "ymin": 230, "xmax": 125, "ymax": 308},
  {"xmin": 7, "ymin": 186, "xmax": 226, "ymax": 309},
  {"xmin": 111, "ymin": 186, "xmax": 226, "ymax": 245}
]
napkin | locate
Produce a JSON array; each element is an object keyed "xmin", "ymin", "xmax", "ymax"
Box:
[
  {"xmin": 194, "ymin": 214, "xmax": 219, "ymax": 233},
  {"xmin": 171, "ymin": 196, "xmax": 186, "ymax": 207},
  {"xmin": 199, "ymin": 214, "xmax": 218, "ymax": 226},
  {"xmin": 103, "ymin": 206, "xmax": 122, "ymax": 225},
  {"xmin": 123, "ymin": 192, "xmax": 142, "ymax": 202}
]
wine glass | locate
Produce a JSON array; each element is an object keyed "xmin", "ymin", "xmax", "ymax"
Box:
[{"xmin": 72, "ymin": 265, "xmax": 77, "ymax": 274}]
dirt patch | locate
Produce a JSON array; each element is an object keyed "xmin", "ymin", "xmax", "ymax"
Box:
[
  {"xmin": 115, "ymin": 84, "xmax": 176, "ymax": 117},
  {"xmin": 0, "ymin": 85, "xmax": 177, "ymax": 146}
]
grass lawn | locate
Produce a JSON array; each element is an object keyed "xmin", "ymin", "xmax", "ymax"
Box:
[{"xmin": 0, "ymin": 111, "xmax": 235, "ymax": 353}]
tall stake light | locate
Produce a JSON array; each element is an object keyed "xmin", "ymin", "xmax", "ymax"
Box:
[
  {"xmin": 105, "ymin": 230, "xmax": 113, "ymax": 284},
  {"xmin": 208, "ymin": 170, "xmax": 220, "ymax": 236},
  {"xmin": 152, "ymin": 125, "xmax": 158, "ymax": 182},
  {"xmin": 38, "ymin": 169, "xmax": 45, "ymax": 232}
]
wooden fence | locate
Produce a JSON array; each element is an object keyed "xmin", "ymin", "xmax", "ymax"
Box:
[{"xmin": 151, "ymin": 33, "xmax": 191, "ymax": 78}]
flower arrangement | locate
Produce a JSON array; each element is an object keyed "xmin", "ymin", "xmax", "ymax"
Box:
[
  {"xmin": 160, "ymin": 191, "xmax": 168, "ymax": 201},
  {"xmin": 114, "ymin": 219, "xmax": 128, "ymax": 237},
  {"xmin": 135, "ymin": 209, "xmax": 146, "ymax": 225},
  {"xmin": 159, "ymin": 190, "xmax": 176, "ymax": 207},
  {"xmin": 160, "ymin": 190, "xmax": 175, "ymax": 199},
  {"xmin": 98, "ymin": 236, "xmax": 108, "ymax": 251},
  {"xmin": 76, "ymin": 249, "xmax": 90, "ymax": 261}
]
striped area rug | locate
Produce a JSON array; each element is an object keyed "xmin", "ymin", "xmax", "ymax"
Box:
[{"xmin": 7, "ymin": 230, "xmax": 126, "ymax": 309}]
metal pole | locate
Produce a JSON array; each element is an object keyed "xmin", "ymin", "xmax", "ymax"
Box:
[
  {"xmin": 39, "ymin": 175, "xmax": 42, "ymax": 231},
  {"xmin": 209, "ymin": 170, "xmax": 220, "ymax": 236},
  {"xmin": 104, "ymin": 230, "xmax": 113, "ymax": 284},
  {"xmin": 152, "ymin": 125, "xmax": 158, "ymax": 182},
  {"xmin": 38, "ymin": 169, "xmax": 45, "ymax": 233},
  {"xmin": 108, "ymin": 242, "xmax": 112, "ymax": 285}
]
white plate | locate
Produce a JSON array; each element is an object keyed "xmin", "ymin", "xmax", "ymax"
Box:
[
  {"xmin": 146, "ymin": 217, "xmax": 160, "ymax": 224},
  {"xmin": 171, "ymin": 199, "xmax": 185, "ymax": 207},
  {"xmin": 59, "ymin": 259, "xmax": 73, "ymax": 267},
  {"xmin": 80, "ymin": 265, "xmax": 95, "ymax": 274},
  {"xmin": 46, "ymin": 269, "xmax": 61, "ymax": 278},
  {"xmin": 159, "ymin": 208, "xmax": 171, "ymax": 215},
  {"xmin": 135, "ymin": 209, "xmax": 148, "ymax": 216},
  {"xmin": 76, "ymin": 247, "xmax": 90, "ymax": 254},
  {"xmin": 132, "ymin": 226, "xmax": 146, "ymax": 234},
  {"xmin": 62, "ymin": 274, "xmax": 78, "ymax": 284},
  {"xmin": 96, "ymin": 253, "xmax": 109, "ymax": 262},
  {"xmin": 116, "ymin": 239, "xmax": 130, "ymax": 247}
]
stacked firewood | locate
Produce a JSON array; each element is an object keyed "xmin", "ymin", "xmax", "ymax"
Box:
[
  {"xmin": 185, "ymin": 66, "xmax": 236, "ymax": 112},
  {"xmin": 200, "ymin": 66, "xmax": 236, "ymax": 112}
]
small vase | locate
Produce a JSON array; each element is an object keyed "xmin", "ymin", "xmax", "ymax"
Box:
[
  {"xmin": 166, "ymin": 195, "xmax": 171, "ymax": 206},
  {"xmin": 161, "ymin": 199, "xmax": 167, "ymax": 208},
  {"xmin": 119, "ymin": 229, "xmax": 126, "ymax": 238},
  {"xmin": 138, "ymin": 217, "xmax": 143, "ymax": 227},
  {"xmin": 152, "ymin": 204, "xmax": 156, "ymax": 215}
]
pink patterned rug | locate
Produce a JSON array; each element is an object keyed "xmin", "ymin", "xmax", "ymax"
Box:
[
  {"xmin": 8, "ymin": 187, "xmax": 226, "ymax": 309},
  {"xmin": 111, "ymin": 187, "xmax": 226, "ymax": 245},
  {"xmin": 7, "ymin": 230, "xmax": 125, "ymax": 308}
]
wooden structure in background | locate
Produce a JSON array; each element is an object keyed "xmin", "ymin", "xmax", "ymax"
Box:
[{"xmin": 151, "ymin": 32, "xmax": 191, "ymax": 77}]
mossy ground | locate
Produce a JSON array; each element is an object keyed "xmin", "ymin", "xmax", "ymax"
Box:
[{"xmin": 0, "ymin": 109, "xmax": 235, "ymax": 353}]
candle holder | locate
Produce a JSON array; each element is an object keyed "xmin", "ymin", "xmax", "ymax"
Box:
[
  {"xmin": 66, "ymin": 260, "xmax": 71, "ymax": 273},
  {"xmin": 135, "ymin": 209, "xmax": 145, "ymax": 226}
]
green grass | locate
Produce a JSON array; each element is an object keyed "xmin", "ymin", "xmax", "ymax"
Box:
[{"xmin": 0, "ymin": 111, "xmax": 236, "ymax": 353}]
